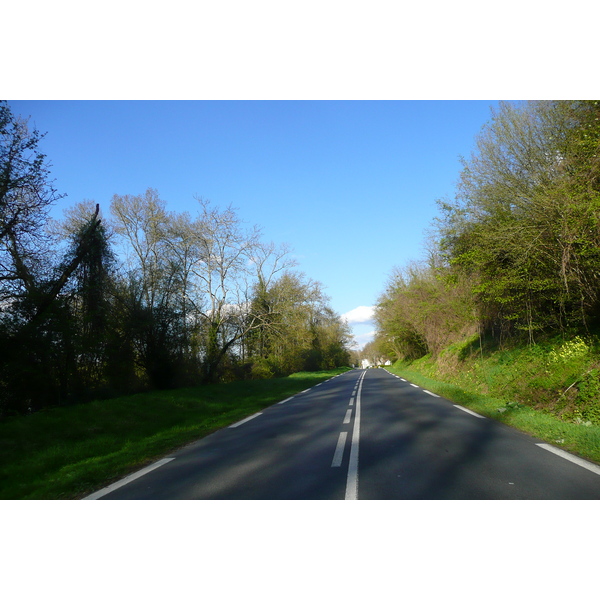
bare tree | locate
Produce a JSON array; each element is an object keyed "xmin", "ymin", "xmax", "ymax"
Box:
[{"xmin": 187, "ymin": 198, "xmax": 297, "ymax": 380}]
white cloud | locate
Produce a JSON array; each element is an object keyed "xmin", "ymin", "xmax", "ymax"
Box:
[
  {"xmin": 350, "ymin": 330, "xmax": 376, "ymax": 350},
  {"xmin": 342, "ymin": 305, "xmax": 375, "ymax": 325}
]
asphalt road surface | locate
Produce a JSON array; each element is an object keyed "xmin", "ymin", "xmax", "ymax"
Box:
[{"xmin": 85, "ymin": 368, "xmax": 600, "ymax": 499}]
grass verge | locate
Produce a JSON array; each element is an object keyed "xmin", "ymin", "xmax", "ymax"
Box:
[{"xmin": 0, "ymin": 367, "xmax": 350, "ymax": 500}]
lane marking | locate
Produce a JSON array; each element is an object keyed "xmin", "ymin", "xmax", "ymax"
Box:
[
  {"xmin": 278, "ymin": 397, "xmax": 294, "ymax": 404},
  {"xmin": 423, "ymin": 390, "xmax": 439, "ymax": 397},
  {"xmin": 410, "ymin": 384, "xmax": 419, "ymax": 388},
  {"xmin": 349, "ymin": 396, "xmax": 354, "ymax": 406},
  {"xmin": 400, "ymin": 378, "xmax": 406, "ymax": 382},
  {"xmin": 331, "ymin": 432, "xmax": 348, "ymax": 467},
  {"xmin": 343, "ymin": 409, "xmax": 353, "ymax": 424},
  {"xmin": 454, "ymin": 405, "xmax": 485, "ymax": 419},
  {"xmin": 345, "ymin": 370, "xmax": 366, "ymax": 500},
  {"xmin": 83, "ymin": 458, "xmax": 175, "ymax": 500},
  {"xmin": 229, "ymin": 413, "xmax": 263, "ymax": 428},
  {"xmin": 536, "ymin": 443, "xmax": 600, "ymax": 476}
]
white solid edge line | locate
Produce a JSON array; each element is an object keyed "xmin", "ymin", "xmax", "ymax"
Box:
[
  {"xmin": 229, "ymin": 412, "xmax": 263, "ymax": 428},
  {"xmin": 83, "ymin": 457, "xmax": 175, "ymax": 500},
  {"xmin": 454, "ymin": 405, "xmax": 485, "ymax": 419},
  {"xmin": 423, "ymin": 390, "xmax": 439, "ymax": 397},
  {"xmin": 536, "ymin": 443, "xmax": 600, "ymax": 476},
  {"xmin": 345, "ymin": 370, "xmax": 365, "ymax": 500},
  {"xmin": 331, "ymin": 431, "xmax": 348, "ymax": 467}
]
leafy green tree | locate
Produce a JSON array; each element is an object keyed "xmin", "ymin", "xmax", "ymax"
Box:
[
  {"xmin": 435, "ymin": 100, "xmax": 600, "ymax": 342},
  {"xmin": 244, "ymin": 271, "xmax": 351, "ymax": 375}
]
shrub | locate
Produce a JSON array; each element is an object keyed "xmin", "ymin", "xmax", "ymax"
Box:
[
  {"xmin": 575, "ymin": 369, "xmax": 600, "ymax": 424},
  {"xmin": 250, "ymin": 359, "xmax": 275, "ymax": 380}
]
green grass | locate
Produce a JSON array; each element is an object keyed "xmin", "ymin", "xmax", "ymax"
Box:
[
  {"xmin": 0, "ymin": 367, "xmax": 351, "ymax": 499},
  {"xmin": 387, "ymin": 337, "xmax": 600, "ymax": 466}
]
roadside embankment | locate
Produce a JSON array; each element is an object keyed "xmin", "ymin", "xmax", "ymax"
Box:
[{"xmin": 386, "ymin": 335, "xmax": 600, "ymax": 465}]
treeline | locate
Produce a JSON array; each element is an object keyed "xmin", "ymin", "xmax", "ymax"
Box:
[
  {"xmin": 0, "ymin": 102, "xmax": 351, "ymax": 416},
  {"xmin": 375, "ymin": 100, "xmax": 600, "ymax": 360}
]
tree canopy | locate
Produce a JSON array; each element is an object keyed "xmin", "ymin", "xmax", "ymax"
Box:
[
  {"xmin": 0, "ymin": 102, "xmax": 352, "ymax": 416},
  {"xmin": 376, "ymin": 100, "xmax": 600, "ymax": 360}
]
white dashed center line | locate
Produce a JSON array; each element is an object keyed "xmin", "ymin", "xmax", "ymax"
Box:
[{"xmin": 331, "ymin": 432, "xmax": 348, "ymax": 467}]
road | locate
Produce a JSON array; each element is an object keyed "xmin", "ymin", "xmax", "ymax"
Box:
[{"xmin": 85, "ymin": 368, "xmax": 600, "ymax": 499}]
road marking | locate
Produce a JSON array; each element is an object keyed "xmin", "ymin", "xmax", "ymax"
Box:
[
  {"xmin": 278, "ymin": 397, "xmax": 294, "ymax": 404},
  {"xmin": 229, "ymin": 413, "xmax": 263, "ymax": 428},
  {"xmin": 454, "ymin": 405, "xmax": 485, "ymax": 419},
  {"xmin": 83, "ymin": 458, "xmax": 175, "ymax": 500},
  {"xmin": 423, "ymin": 390, "xmax": 439, "ymax": 397},
  {"xmin": 536, "ymin": 443, "xmax": 600, "ymax": 476},
  {"xmin": 410, "ymin": 383, "xmax": 419, "ymax": 388},
  {"xmin": 349, "ymin": 396, "xmax": 354, "ymax": 406},
  {"xmin": 331, "ymin": 432, "xmax": 348, "ymax": 467},
  {"xmin": 343, "ymin": 408, "xmax": 352, "ymax": 424},
  {"xmin": 400, "ymin": 378, "xmax": 406, "ymax": 381},
  {"xmin": 345, "ymin": 370, "xmax": 366, "ymax": 500}
]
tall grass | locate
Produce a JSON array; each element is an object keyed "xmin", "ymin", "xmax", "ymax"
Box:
[{"xmin": 0, "ymin": 368, "xmax": 350, "ymax": 499}]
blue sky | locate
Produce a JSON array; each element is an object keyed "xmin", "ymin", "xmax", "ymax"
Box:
[{"xmin": 9, "ymin": 100, "xmax": 499, "ymax": 348}]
